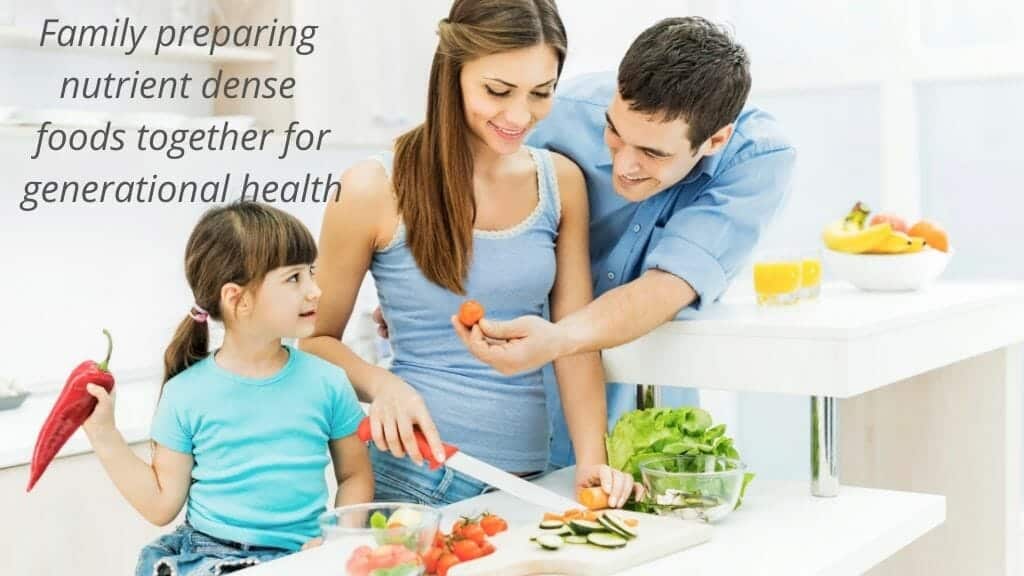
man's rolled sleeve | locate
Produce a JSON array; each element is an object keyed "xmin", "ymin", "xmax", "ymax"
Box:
[{"xmin": 643, "ymin": 146, "xmax": 796, "ymax": 309}]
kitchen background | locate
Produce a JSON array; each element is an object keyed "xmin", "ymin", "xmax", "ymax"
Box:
[{"xmin": 1, "ymin": 0, "xmax": 1022, "ymax": 542}]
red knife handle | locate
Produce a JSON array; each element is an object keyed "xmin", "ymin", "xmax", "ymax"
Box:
[{"xmin": 356, "ymin": 417, "xmax": 458, "ymax": 470}]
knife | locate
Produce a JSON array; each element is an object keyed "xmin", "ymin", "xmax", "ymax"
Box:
[{"xmin": 356, "ymin": 417, "xmax": 579, "ymax": 512}]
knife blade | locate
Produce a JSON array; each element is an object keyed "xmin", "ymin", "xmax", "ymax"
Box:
[{"xmin": 356, "ymin": 417, "xmax": 579, "ymax": 511}]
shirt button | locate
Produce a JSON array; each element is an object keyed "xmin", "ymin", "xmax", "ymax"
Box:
[
  {"xmin": 607, "ymin": 272, "xmax": 616, "ymax": 280},
  {"xmin": 633, "ymin": 224, "xmax": 642, "ymax": 233}
]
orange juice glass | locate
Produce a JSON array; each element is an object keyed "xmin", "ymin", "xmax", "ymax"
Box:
[
  {"xmin": 800, "ymin": 255, "xmax": 822, "ymax": 300},
  {"xmin": 753, "ymin": 258, "xmax": 802, "ymax": 306}
]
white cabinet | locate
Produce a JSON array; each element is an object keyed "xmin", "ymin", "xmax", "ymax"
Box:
[{"xmin": 0, "ymin": 443, "xmax": 181, "ymax": 576}]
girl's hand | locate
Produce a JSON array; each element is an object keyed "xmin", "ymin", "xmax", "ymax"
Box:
[
  {"xmin": 574, "ymin": 464, "xmax": 642, "ymax": 509},
  {"xmin": 82, "ymin": 383, "xmax": 116, "ymax": 438},
  {"xmin": 301, "ymin": 537, "xmax": 324, "ymax": 551},
  {"xmin": 367, "ymin": 369, "xmax": 445, "ymax": 466}
]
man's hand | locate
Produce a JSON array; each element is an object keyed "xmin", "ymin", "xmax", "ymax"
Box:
[
  {"xmin": 372, "ymin": 306, "xmax": 389, "ymax": 339},
  {"xmin": 450, "ymin": 314, "xmax": 568, "ymax": 375}
]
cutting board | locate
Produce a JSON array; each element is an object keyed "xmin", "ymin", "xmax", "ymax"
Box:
[{"xmin": 448, "ymin": 510, "xmax": 712, "ymax": 576}]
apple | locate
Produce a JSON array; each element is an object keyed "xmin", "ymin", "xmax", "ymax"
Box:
[{"xmin": 869, "ymin": 212, "xmax": 908, "ymax": 233}]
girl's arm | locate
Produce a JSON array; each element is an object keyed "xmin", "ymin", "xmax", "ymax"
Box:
[
  {"xmin": 329, "ymin": 435, "xmax": 374, "ymax": 507},
  {"xmin": 82, "ymin": 384, "xmax": 193, "ymax": 526},
  {"xmin": 548, "ymin": 153, "xmax": 636, "ymax": 508},
  {"xmin": 300, "ymin": 162, "xmax": 446, "ymax": 467}
]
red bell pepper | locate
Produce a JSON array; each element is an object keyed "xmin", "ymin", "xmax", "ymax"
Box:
[{"xmin": 26, "ymin": 330, "xmax": 115, "ymax": 492}]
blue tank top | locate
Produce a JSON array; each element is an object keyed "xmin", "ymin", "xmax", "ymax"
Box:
[{"xmin": 369, "ymin": 146, "xmax": 561, "ymax": 472}]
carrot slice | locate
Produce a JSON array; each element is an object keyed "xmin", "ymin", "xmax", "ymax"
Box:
[
  {"xmin": 624, "ymin": 518, "xmax": 639, "ymax": 527},
  {"xmin": 543, "ymin": 512, "xmax": 564, "ymax": 522},
  {"xmin": 577, "ymin": 487, "xmax": 610, "ymax": 511}
]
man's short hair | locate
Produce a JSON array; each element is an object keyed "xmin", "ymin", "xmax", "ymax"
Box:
[{"xmin": 618, "ymin": 17, "xmax": 751, "ymax": 151}]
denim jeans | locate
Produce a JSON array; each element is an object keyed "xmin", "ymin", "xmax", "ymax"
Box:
[
  {"xmin": 369, "ymin": 445, "xmax": 548, "ymax": 507},
  {"xmin": 135, "ymin": 523, "xmax": 291, "ymax": 576}
]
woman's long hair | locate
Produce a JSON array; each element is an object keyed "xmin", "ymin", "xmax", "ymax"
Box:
[{"xmin": 392, "ymin": 0, "xmax": 567, "ymax": 294}]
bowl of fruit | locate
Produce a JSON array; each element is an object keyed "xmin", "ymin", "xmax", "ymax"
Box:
[
  {"xmin": 319, "ymin": 503, "xmax": 441, "ymax": 576},
  {"xmin": 822, "ymin": 202, "xmax": 952, "ymax": 292}
]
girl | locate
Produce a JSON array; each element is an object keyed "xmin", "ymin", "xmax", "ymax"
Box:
[
  {"xmin": 302, "ymin": 0, "xmax": 637, "ymax": 508},
  {"xmin": 82, "ymin": 202, "xmax": 373, "ymax": 576}
]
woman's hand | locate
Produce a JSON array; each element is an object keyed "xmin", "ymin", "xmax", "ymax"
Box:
[
  {"xmin": 367, "ymin": 368, "xmax": 446, "ymax": 466},
  {"xmin": 82, "ymin": 383, "xmax": 117, "ymax": 439},
  {"xmin": 574, "ymin": 464, "xmax": 642, "ymax": 509}
]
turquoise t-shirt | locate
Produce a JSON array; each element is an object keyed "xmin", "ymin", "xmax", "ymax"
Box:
[{"xmin": 150, "ymin": 345, "xmax": 364, "ymax": 551}]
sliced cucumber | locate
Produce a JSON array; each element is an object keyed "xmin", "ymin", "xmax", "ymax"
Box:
[
  {"xmin": 587, "ymin": 532, "xmax": 628, "ymax": 549},
  {"xmin": 564, "ymin": 535, "xmax": 589, "ymax": 545},
  {"xmin": 536, "ymin": 534, "xmax": 564, "ymax": 550},
  {"xmin": 538, "ymin": 520, "xmax": 564, "ymax": 530},
  {"xmin": 599, "ymin": 513, "xmax": 638, "ymax": 539},
  {"xmin": 568, "ymin": 519, "xmax": 605, "ymax": 535},
  {"xmin": 596, "ymin": 514, "xmax": 631, "ymax": 539}
]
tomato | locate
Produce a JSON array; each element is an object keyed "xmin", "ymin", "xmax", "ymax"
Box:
[
  {"xmin": 452, "ymin": 539, "xmax": 484, "ymax": 562},
  {"xmin": 458, "ymin": 300, "xmax": 485, "ymax": 327},
  {"xmin": 459, "ymin": 523, "xmax": 487, "ymax": 545},
  {"xmin": 423, "ymin": 547, "xmax": 444, "ymax": 573},
  {"xmin": 478, "ymin": 540, "xmax": 496, "ymax": 557},
  {"xmin": 480, "ymin": 514, "xmax": 508, "ymax": 536},
  {"xmin": 436, "ymin": 553, "xmax": 461, "ymax": 576}
]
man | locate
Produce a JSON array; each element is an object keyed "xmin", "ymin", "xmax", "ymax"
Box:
[{"xmin": 452, "ymin": 16, "xmax": 796, "ymax": 467}]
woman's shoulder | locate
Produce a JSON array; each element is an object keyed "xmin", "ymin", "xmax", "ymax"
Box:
[
  {"xmin": 539, "ymin": 149, "xmax": 586, "ymax": 220},
  {"xmin": 338, "ymin": 158, "xmax": 394, "ymax": 203},
  {"xmin": 325, "ymin": 156, "xmax": 400, "ymax": 248}
]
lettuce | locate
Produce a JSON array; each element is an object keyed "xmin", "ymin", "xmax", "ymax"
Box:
[{"xmin": 606, "ymin": 407, "xmax": 754, "ymax": 509}]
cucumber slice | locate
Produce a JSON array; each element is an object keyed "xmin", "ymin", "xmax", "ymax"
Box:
[
  {"xmin": 568, "ymin": 519, "xmax": 605, "ymax": 535},
  {"xmin": 536, "ymin": 534, "xmax": 564, "ymax": 550},
  {"xmin": 600, "ymin": 513, "xmax": 638, "ymax": 539},
  {"xmin": 564, "ymin": 535, "xmax": 589, "ymax": 545},
  {"xmin": 538, "ymin": 520, "xmax": 564, "ymax": 530},
  {"xmin": 539, "ymin": 525, "xmax": 573, "ymax": 537},
  {"xmin": 596, "ymin": 514, "xmax": 631, "ymax": 539},
  {"xmin": 587, "ymin": 532, "xmax": 628, "ymax": 549}
]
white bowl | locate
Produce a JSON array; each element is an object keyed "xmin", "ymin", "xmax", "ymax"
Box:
[{"xmin": 823, "ymin": 247, "xmax": 952, "ymax": 292}]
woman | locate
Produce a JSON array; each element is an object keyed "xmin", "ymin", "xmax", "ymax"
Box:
[{"xmin": 302, "ymin": 0, "xmax": 636, "ymax": 507}]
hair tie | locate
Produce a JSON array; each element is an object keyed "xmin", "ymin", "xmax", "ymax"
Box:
[{"xmin": 189, "ymin": 304, "xmax": 209, "ymax": 324}]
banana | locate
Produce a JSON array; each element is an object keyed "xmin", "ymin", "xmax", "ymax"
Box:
[
  {"xmin": 823, "ymin": 219, "xmax": 892, "ymax": 253},
  {"xmin": 904, "ymin": 236, "xmax": 926, "ymax": 253},
  {"xmin": 865, "ymin": 231, "xmax": 912, "ymax": 254}
]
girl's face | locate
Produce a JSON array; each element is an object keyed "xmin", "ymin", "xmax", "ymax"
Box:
[
  {"xmin": 247, "ymin": 263, "xmax": 321, "ymax": 339},
  {"xmin": 460, "ymin": 43, "xmax": 560, "ymax": 156}
]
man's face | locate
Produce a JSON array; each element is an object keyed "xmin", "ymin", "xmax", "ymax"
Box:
[{"xmin": 604, "ymin": 91, "xmax": 705, "ymax": 202}]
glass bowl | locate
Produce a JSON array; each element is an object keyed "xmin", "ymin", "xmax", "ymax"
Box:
[
  {"xmin": 638, "ymin": 454, "xmax": 746, "ymax": 523},
  {"xmin": 319, "ymin": 503, "xmax": 442, "ymax": 576}
]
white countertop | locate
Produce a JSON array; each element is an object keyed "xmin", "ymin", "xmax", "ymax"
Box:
[
  {"xmin": 0, "ymin": 379, "xmax": 159, "ymax": 469},
  {"xmin": 245, "ymin": 466, "xmax": 945, "ymax": 576},
  {"xmin": 603, "ymin": 282, "xmax": 1024, "ymax": 398}
]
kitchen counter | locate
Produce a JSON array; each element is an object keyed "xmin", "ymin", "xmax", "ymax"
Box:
[
  {"xmin": 603, "ymin": 281, "xmax": 1024, "ymax": 575},
  {"xmin": 244, "ymin": 466, "xmax": 945, "ymax": 576}
]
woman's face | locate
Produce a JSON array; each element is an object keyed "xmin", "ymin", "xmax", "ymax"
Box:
[{"xmin": 460, "ymin": 43, "xmax": 560, "ymax": 156}]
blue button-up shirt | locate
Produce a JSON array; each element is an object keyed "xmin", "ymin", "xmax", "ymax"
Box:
[
  {"xmin": 528, "ymin": 72, "xmax": 796, "ymax": 310},
  {"xmin": 529, "ymin": 72, "xmax": 795, "ymax": 468}
]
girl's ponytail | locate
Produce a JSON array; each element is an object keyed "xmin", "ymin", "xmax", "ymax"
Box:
[{"xmin": 162, "ymin": 313, "xmax": 210, "ymax": 387}]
